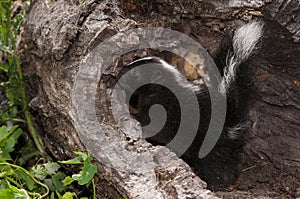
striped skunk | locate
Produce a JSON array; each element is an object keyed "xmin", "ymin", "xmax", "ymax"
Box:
[{"xmin": 119, "ymin": 21, "xmax": 264, "ymax": 190}]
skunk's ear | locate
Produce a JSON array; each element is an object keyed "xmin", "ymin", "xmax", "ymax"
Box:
[{"xmin": 151, "ymin": 69, "xmax": 163, "ymax": 82}]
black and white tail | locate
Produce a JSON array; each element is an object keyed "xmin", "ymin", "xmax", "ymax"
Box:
[{"xmin": 219, "ymin": 21, "xmax": 264, "ymax": 95}]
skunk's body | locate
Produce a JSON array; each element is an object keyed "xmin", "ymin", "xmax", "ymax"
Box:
[{"xmin": 121, "ymin": 21, "xmax": 264, "ymax": 189}]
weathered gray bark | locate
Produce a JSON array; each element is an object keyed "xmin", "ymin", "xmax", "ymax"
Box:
[
  {"xmin": 20, "ymin": 0, "xmax": 299, "ymax": 198},
  {"xmin": 20, "ymin": 0, "xmax": 219, "ymax": 198}
]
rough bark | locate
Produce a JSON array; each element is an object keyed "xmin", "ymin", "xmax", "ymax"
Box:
[
  {"xmin": 20, "ymin": 0, "xmax": 218, "ymax": 198},
  {"xmin": 236, "ymin": 20, "xmax": 300, "ymax": 197},
  {"xmin": 19, "ymin": 0, "xmax": 300, "ymax": 198}
]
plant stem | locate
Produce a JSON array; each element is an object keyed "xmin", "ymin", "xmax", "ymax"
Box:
[
  {"xmin": 92, "ymin": 178, "xmax": 96, "ymax": 199},
  {"xmin": 0, "ymin": 162, "xmax": 50, "ymax": 198}
]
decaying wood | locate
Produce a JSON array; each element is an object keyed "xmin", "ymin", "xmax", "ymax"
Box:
[
  {"xmin": 20, "ymin": 0, "xmax": 299, "ymax": 198},
  {"xmin": 20, "ymin": 0, "xmax": 219, "ymax": 198}
]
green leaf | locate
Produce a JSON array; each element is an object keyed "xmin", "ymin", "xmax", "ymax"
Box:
[
  {"xmin": 59, "ymin": 151, "xmax": 95, "ymax": 165},
  {"xmin": 9, "ymin": 127, "xmax": 22, "ymax": 141},
  {"xmin": 1, "ymin": 167, "xmax": 15, "ymax": 177},
  {"xmin": 43, "ymin": 178, "xmax": 55, "ymax": 191},
  {"xmin": 72, "ymin": 164, "xmax": 97, "ymax": 185},
  {"xmin": 58, "ymin": 156, "xmax": 82, "ymax": 165},
  {"xmin": 0, "ymin": 61, "xmax": 8, "ymax": 73},
  {"xmin": 56, "ymin": 191, "xmax": 63, "ymax": 199},
  {"xmin": 0, "ymin": 63, "xmax": 8, "ymax": 73},
  {"xmin": 44, "ymin": 162, "xmax": 61, "ymax": 175},
  {"xmin": 52, "ymin": 172, "xmax": 66, "ymax": 192},
  {"xmin": 4, "ymin": 136, "xmax": 16, "ymax": 154},
  {"xmin": 80, "ymin": 197, "xmax": 88, "ymax": 199},
  {"xmin": 30, "ymin": 162, "xmax": 61, "ymax": 181},
  {"xmin": 62, "ymin": 176, "xmax": 75, "ymax": 186},
  {"xmin": 62, "ymin": 192, "xmax": 73, "ymax": 199},
  {"xmin": 0, "ymin": 42, "xmax": 12, "ymax": 54},
  {"xmin": 0, "ymin": 125, "xmax": 21, "ymax": 145},
  {"xmin": 50, "ymin": 192, "xmax": 55, "ymax": 199},
  {"xmin": 0, "ymin": 171, "xmax": 7, "ymax": 178},
  {"xmin": 13, "ymin": 189, "xmax": 30, "ymax": 199},
  {"xmin": 0, "ymin": 126, "xmax": 9, "ymax": 143},
  {"xmin": 0, "ymin": 178, "xmax": 9, "ymax": 190},
  {"xmin": 0, "ymin": 125, "xmax": 22, "ymax": 160},
  {"xmin": 73, "ymin": 151, "xmax": 89, "ymax": 161},
  {"xmin": 0, "ymin": 150, "xmax": 12, "ymax": 160},
  {"xmin": 83, "ymin": 156, "xmax": 93, "ymax": 165},
  {"xmin": 30, "ymin": 165, "xmax": 48, "ymax": 180},
  {"xmin": 15, "ymin": 170, "xmax": 36, "ymax": 191},
  {"xmin": 8, "ymin": 185, "xmax": 30, "ymax": 199},
  {"xmin": 0, "ymin": 188, "xmax": 14, "ymax": 199}
]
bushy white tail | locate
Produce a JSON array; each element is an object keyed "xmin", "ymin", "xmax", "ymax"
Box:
[{"xmin": 219, "ymin": 21, "xmax": 264, "ymax": 95}]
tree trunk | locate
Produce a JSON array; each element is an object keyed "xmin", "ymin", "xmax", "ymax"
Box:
[{"xmin": 20, "ymin": 0, "xmax": 300, "ymax": 198}]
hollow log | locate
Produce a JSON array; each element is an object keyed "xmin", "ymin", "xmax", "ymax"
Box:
[{"xmin": 20, "ymin": 0, "xmax": 300, "ymax": 198}]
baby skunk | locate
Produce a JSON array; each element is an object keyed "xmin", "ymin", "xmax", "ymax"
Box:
[{"xmin": 120, "ymin": 21, "xmax": 263, "ymax": 190}]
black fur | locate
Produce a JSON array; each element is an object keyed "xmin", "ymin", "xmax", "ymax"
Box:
[
  {"xmin": 119, "ymin": 57, "xmax": 244, "ymax": 190},
  {"xmin": 118, "ymin": 22, "xmax": 263, "ymax": 189}
]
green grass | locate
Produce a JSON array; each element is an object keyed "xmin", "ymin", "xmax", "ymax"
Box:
[{"xmin": 0, "ymin": 0, "xmax": 44, "ymax": 154}]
